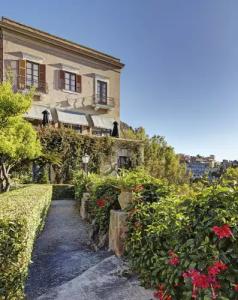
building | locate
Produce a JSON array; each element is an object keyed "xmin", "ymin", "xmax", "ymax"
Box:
[
  {"xmin": 219, "ymin": 160, "xmax": 238, "ymax": 172},
  {"xmin": 179, "ymin": 154, "xmax": 216, "ymax": 179},
  {"xmin": 0, "ymin": 17, "xmax": 124, "ymax": 136}
]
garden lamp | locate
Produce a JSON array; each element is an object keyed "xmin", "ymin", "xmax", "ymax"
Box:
[
  {"xmin": 42, "ymin": 110, "xmax": 50, "ymax": 127},
  {"xmin": 111, "ymin": 121, "xmax": 119, "ymax": 138},
  {"xmin": 82, "ymin": 153, "xmax": 90, "ymax": 175}
]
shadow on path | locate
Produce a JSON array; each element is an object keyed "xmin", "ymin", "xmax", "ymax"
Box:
[{"xmin": 25, "ymin": 200, "xmax": 110, "ymax": 300}]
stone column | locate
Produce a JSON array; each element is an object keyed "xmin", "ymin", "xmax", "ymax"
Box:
[
  {"xmin": 80, "ymin": 193, "xmax": 90, "ymax": 220},
  {"xmin": 109, "ymin": 209, "xmax": 129, "ymax": 257}
]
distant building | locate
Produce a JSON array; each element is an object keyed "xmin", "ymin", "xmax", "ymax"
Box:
[
  {"xmin": 220, "ymin": 160, "xmax": 238, "ymax": 171},
  {"xmin": 179, "ymin": 154, "xmax": 216, "ymax": 179}
]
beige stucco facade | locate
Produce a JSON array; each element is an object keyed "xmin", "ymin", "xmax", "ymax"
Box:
[{"xmin": 0, "ymin": 18, "xmax": 124, "ymax": 135}]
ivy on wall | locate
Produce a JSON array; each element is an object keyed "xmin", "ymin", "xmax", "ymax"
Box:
[{"xmin": 37, "ymin": 127, "xmax": 143, "ymax": 183}]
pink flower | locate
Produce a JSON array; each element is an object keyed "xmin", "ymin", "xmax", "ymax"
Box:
[
  {"xmin": 234, "ymin": 284, "xmax": 238, "ymax": 292},
  {"xmin": 212, "ymin": 224, "xmax": 233, "ymax": 239}
]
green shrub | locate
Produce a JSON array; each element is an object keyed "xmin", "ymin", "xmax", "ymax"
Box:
[
  {"xmin": 52, "ymin": 184, "xmax": 75, "ymax": 200},
  {"xmin": 0, "ymin": 185, "xmax": 52, "ymax": 299},
  {"xmin": 73, "ymin": 171, "xmax": 102, "ymax": 201},
  {"xmin": 126, "ymin": 186, "xmax": 238, "ymax": 299},
  {"xmin": 118, "ymin": 168, "xmax": 173, "ymax": 205},
  {"xmin": 118, "ymin": 168, "xmax": 161, "ymax": 191},
  {"xmin": 89, "ymin": 176, "xmax": 121, "ymax": 238}
]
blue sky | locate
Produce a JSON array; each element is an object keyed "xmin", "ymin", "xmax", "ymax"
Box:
[{"xmin": 1, "ymin": 0, "xmax": 238, "ymax": 160}]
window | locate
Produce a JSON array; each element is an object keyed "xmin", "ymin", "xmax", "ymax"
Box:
[
  {"xmin": 26, "ymin": 61, "xmax": 39, "ymax": 88},
  {"xmin": 118, "ymin": 156, "xmax": 132, "ymax": 170},
  {"xmin": 97, "ymin": 80, "xmax": 107, "ymax": 103},
  {"xmin": 65, "ymin": 72, "xmax": 76, "ymax": 92},
  {"xmin": 92, "ymin": 128, "xmax": 111, "ymax": 137},
  {"xmin": 63, "ymin": 123, "xmax": 82, "ymax": 133}
]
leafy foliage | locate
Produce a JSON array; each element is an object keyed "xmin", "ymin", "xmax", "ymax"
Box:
[
  {"xmin": 221, "ymin": 167, "xmax": 238, "ymax": 187},
  {"xmin": 89, "ymin": 176, "xmax": 121, "ymax": 244},
  {"xmin": 0, "ymin": 82, "xmax": 41, "ymax": 192},
  {"xmin": 74, "ymin": 169, "xmax": 172, "ymax": 248},
  {"xmin": 126, "ymin": 186, "xmax": 238, "ymax": 299},
  {"xmin": 121, "ymin": 126, "xmax": 190, "ymax": 184},
  {"xmin": 52, "ymin": 184, "xmax": 75, "ymax": 200},
  {"xmin": 38, "ymin": 127, "xmax": 143, "ymax": 184},
  {"xmin": 0, "ymin": 185, "xmax": 52, "ymax": 299},
  {"xmin": 0, "ymin": 81, "xmax": 32, "ymax": 127}
]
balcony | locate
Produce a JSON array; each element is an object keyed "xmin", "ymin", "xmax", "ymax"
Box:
[
  {"xmin": 92, "ymin": 94, "xmax": 115, "ymax": 110},
  {"xmin": 17, "ymin": 76, "xmax": 49, "ymax": 94}
]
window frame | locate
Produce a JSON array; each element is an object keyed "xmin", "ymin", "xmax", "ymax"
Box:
[
  {"xmin": 92, "ymin": 128, "xmax": 111, "ymax": 137},
  {"xmin": 118, "ymin": 156, "xmax": 132, "ymax": 170},
  {"xmin": 26, "ymin": 60, "xmax": 39, "ymax": 88},
  {"xmin": 97, "ymin": 79, "xmax": 108, "ymax": 103},
  {"xmin": 64, "ymin": 71, "xmax": 77, "ymax": 92}
]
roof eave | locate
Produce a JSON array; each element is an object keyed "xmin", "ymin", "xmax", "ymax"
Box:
[{"xmin": 0, "ymin": 18, "xmax": 125, "ymax": 69}]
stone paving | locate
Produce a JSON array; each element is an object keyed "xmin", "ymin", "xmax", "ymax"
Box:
[
  {"xmin": 25, "ymin": 200, "xmax": 110, "ymax": 299},
  {"xmin": 25, "ymin": 199, "xmax": 154, "ymax": 300}
]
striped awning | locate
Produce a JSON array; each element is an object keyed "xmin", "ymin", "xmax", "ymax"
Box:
[
  {"xmin": 56, "ymin": 109, "xmax": 88, "ymax": 126},
  {"xmin": 91, "ymin": 115, "xmax": 115, "ymax": 130},
  {"xmin": 25, "ymin": 105, "xmax": 52, "ymax": 121}
]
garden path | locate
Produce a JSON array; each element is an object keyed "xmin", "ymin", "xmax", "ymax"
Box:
[
  {"xmin": 26, "ymin": 199, "xmax": 153, "ymax": 300},
  {"xmin": 25, "ymin": 200, "xmax": 110, "ymax": 299}
]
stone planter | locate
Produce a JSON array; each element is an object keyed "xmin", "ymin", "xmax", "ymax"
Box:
[
  {"xmin": 109, "ymin": 209, "xmax": 129, "ymax": 256},
  {"xmin": 118, "ymin": 190, "xmax": 133, "ymax": 210}
]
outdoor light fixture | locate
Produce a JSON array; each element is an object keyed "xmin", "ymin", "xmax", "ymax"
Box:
[
  {"xmin": 42, "ymin": 110, "xmax": 50, "ymax": 127},
  {"xmin": 82, "ymin": 153, "xmax": 90, "ymax": 175}
]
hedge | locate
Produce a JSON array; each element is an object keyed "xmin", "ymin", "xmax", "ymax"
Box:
[
  {"xmin": 0, "ymin": 185, "xmax": 52, "ymax": 299},
  {"xmin": 52, "ymin": 184, "xmax": 75, "ymax": 200}
]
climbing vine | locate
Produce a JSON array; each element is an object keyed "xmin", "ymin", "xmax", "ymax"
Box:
[{"xmin": 37, "ymin": 127, "xmax": 143, "ymax": 183}]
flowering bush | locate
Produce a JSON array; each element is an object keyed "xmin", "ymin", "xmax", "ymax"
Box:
[
  {"xmin": 77, "ymin": 176, "xmax": 120, "ymax": 248},
  {"xmin": 126, "ymin": 186, "xmax": 238, "ymax": 299},
  {"xmin": 74, "ymin": 169, "xmax": 172, "ymax": 248}
]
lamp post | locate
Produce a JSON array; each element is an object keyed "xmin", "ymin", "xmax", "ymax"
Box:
[{"xmin": 82, "ymin": 153, "xmax": 90, "ymax": 175}]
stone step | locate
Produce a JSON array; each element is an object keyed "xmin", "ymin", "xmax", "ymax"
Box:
[{"xmin": 36, "ymin": 255, "xmax": 153, "ymax": 300}]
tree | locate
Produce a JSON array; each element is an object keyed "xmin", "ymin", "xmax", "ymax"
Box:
[
  {"xmin": 0, "ymin": 82, "xmax": 41, "ymax": 192},
  {"xmin": 221, "ymin": 167, "xmax": 238, "ymax": 187},
  {"xmin": 121, "ymin": 126, "xmax": 190, "ymax": 184}
]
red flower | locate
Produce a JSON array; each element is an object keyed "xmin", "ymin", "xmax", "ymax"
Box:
[
  {"xmin": 208, "ymin": 261, "xmax": 228, "ymax": 276},
  {"xmin": 193, "ymin": 274, "xmax": 210, "ymax": 289},
  {"xmin": 183, "ymin": 269, "xmax": 209, "ymax": 289},
  {"xmin": 169, "ymin": 256, "xmax": 180, "ymax": 266},
  {"xmin": 168, "ymin": 250, "xmax": 180, "ymax": 266},
  {"xmin": 153, "ymin": 290, "xmax": 163, "ymax": 299},
  {"xmin": 153, "ymin": 285, "xmax": 172, "ymax": 300},
  {"xmin": 234, "ymin": 284, "xmax": 238, "ymax": 292},
  {"xmin": 96, "ymin": 199, "xmax": 106, "ymax": 208},
  {"xmin": 212, "ymin": 224, "xmax": 233, "ymax": 239}
]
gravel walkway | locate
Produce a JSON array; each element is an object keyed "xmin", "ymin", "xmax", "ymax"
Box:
[{"xmin": 25, "ymin": 200, "xmax": 110, "ymax": 300}]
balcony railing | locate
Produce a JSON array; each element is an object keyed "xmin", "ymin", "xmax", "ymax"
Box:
[
  {"xmin": 92, "ymin": 94, "xmax": 115, "ymax": 108},
  {"xmin": 17, "ymin": 76, "xmax": 48, "ymax": 93}
]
